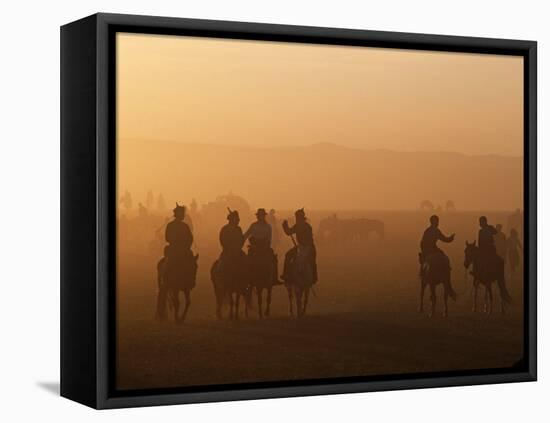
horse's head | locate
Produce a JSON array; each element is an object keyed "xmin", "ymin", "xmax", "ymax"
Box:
[{"xmin": 464, "ymin": 241, "xmax": 477, "ymax": 269}]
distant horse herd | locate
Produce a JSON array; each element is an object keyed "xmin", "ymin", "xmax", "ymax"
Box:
[{"xmin": 318, "ymin": 214, "xmax": 385, "ymax": 242}]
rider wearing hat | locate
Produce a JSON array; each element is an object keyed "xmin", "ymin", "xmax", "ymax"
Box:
[
  {"xmin": 244, "ymin": 208, "xmax": 280, "ymax": 284},
  {"xmin": 244, "ymin": 208, "xmax": 272, "ymax": 248},
  {"xmin": 219, "ymin": 209, "xmax": 245, "ymax": 276},
  {"xmin": 282, "ymin": 208, "xmax": 318, "ymax": 284},
  {"xmin": 163, "ymin": 203, "xmax": 197, "ymax": 292},
  {"xmin": 219, "ymin": 209, "xmax": 245, "ymax": 264},
  {"xmin": 165, "ymin": 203, "xmax": 194, "ymax": 254}
]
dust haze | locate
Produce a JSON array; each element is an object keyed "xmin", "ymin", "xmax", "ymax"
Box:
[{"xmin": 115, "ymin": 33, "xmax": 525, "ymax": 390}]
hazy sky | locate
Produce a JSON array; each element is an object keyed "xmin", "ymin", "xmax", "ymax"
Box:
[{"xmin": 117, "ymin": 32, "xmax": 523, "ymax": 156}]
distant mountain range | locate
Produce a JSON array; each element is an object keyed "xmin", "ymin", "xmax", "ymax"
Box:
[{"xmin": 118, "ymin": 139, "xmax": 523, "ymax": 211}]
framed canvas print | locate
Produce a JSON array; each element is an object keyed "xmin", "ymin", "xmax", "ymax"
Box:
[{"xmin": 60, "ymin": 13, "xmax": 537, "ymax": 409}]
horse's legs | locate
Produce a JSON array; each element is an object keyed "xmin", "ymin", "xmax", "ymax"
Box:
[
  {"xmin": 473, "ymin": 283, "xmax": 478, "ymax": 312},
  {"xmin": 419, "ymin": 280, "xmax": 426, "ymax": 312},
  {"xmin": 487, "ymin": 284, "xmax": 493, "ymax": 315},
  {"xmin": 287, "ymin": 286, "xmax": 294, "ymax": 317},
  {"xmin": 500, "ymin": 291, "xmax": 507, "ymax": 315},
  {"xmin": 443, "ymin": 287, "xmax": 449, "ymax": 317},
  {"xmin": 296, "ymin": 288, "xmax": 304, "ymax": 318},
  {"xmin": 428, "ymin": 284, "xmax": 436, "ymax": 318},
  {"xmin": 265, "ymin": 288, "xmax": 272, "ymax": 317},
  {"xmin": 235, "ymin": 293, "xmax": 240, "ymax": 320},
  {"xmin": 215, "ymin": 288, "xmax": 222, "ymax": 320},
  {"xmin": 180, "ymin": 290, "xmax": 191, "ymax": 322},
  {"xmin": 215, "ymin": 299, "xmax": 221, "ymax": 320},
  {"xmin": 303, "ymin": 288, "xmax": 310, "ymax": 316},
  {"xmin": 172, "ymin": 292, "xmax": 180, "ymax": 322},
  {"xmin": 243, "ymin": 290, "xmax": 249, "ymax": 319},
  {"xmin": 257, "ymin": 288, "xmax": 264, "ymax": 319},
  {"xmin": 228, "ymin": 293, "xmax": 234, "ymax": 320},
  {"xmin": 499, "ymin": 279, "xmax": 507, "ymax": 315}
]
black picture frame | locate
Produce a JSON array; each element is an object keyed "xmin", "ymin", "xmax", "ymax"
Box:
[{"xmin": 60, "ymin": 12, "xmax": 537, "ymax": 409}]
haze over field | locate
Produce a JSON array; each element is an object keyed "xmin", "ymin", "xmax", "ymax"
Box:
[
  {"xmin": 118, "ymin": 139, "xmax": 522, "ymax": 211},
  {"xmin": 114, "ymin": 33, "xmax": 525, "ymax": 391}
]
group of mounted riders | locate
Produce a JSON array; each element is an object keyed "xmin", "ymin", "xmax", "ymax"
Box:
[
  {"xmin": 418, "ymin": 214, "xmax": 520, "ymax": 317},
  {"xmin": 156, "ymin": 203, "xmax": 318, "ymax": 322},
  {"xmin": 156, "ymin": 201, "xmax": 521, "ymax": 322}
]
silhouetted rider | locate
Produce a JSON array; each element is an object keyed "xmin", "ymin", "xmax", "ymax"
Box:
[
  {"xmin": 165, "ymin": 203, "xmax": 193, "ymax": 258},
  {"xmin": 478, "ymin": 216, "xmax": 497, "ymax": 256},
  {"xmin": 244, "ymin": 208, "xmax": 279, "ymax": 284},
  {"xmin": 419, "ymin": 215, "xmax": 455, "ymax": 299},
  {"xmin": 282, "ymin": 208, "xmax": 318, "ymax": 284},
  {"xmin": 219, "ymin": 209, "xmax": 245, "ymax": 269},
  {"xmin": 220, "ymin": 210, "xmax": 244, "ymax": 251},
  {"xmin": 420, "ymin": 214, "xmax": 455, "ymax": 284},
  {"xmin": 420, "ymin": 215, "xmax": 455, "ymax": 271}
]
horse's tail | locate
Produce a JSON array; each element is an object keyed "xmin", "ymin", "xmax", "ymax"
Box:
[
  {"xmin": 446, "ymin": 281, "xmax": 458, "ymax": 302},
  {"xmin": 496, "ymin": 257, "xmax": 512, "ymax": 304},
  {"xmin": 497, "ymin": 278, "xmax": 513, "ymax": 304},
  {"xmin": 210, "ymin": 259, "xmax": 219, "ymax": 282}
]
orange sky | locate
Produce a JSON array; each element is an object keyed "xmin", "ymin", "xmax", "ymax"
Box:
[{"xmin": 117, "ymin": 32, "xmax": 523, "ymax": 156}]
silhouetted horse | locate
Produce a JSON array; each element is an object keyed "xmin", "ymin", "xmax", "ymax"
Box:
[
  {"xmin": 318, "ymin": 215, "xmax": 384, "ymax": 243},
  {"xmin": 420, "ymin": 200, "xmax": 435, "ymax": 211},
  {"xmin": 210, "ymin": 257, "xmax": 251, "ymax": 320},
  {"xmin": 418, "ymin": 252, "xmax": 457, "ymax": 317},
  {"xmin": 164, "ymin": 253, "xmax": 199, "ymax": 323},
  {"xmin": 248, "ymin": 246, "xmax": 277, "ymax": 319},
  {"xmin": 508, "ymin": 246, "xmax": 520, "ymax": 275},
  {"xmin": 464, "ymin": 241, "xmax": 512, "ymax": 315},
  {"xmin": 285, "ymin": 245, "xmax": 315, "ymax": 318}
]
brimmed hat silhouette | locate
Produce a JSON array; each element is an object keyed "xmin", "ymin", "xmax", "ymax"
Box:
[
  {"xmin": 173, "ymin": 202, "xmax": 186, "ymax": 214},
  {"xmin": 226, "ymin": 207, "xmax": 239, "ymax": 220}
]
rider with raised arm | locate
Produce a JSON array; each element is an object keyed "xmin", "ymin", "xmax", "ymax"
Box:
[
  {"xmin": 420, "ymin": 215, "xmax": 455, "ymax": 266},
  {"xmin": 282, "ymin": 208, "xmax": 318, "ymax": 284},
  {"xmin": 419, "ymin": 215, "xmax": 455, "ymax": 298}
]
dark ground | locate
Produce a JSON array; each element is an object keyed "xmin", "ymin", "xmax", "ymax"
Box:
[{"xmin": 116, "ymin": 210, "xmax": 524, "ymax": 390}]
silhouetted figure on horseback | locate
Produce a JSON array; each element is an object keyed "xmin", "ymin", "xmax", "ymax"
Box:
[
  {"xmin": 267, "ymin": 209, "xmax": 281, "ymax": 252},
  {"xmin": 418, "ymin": 215, "xmax": 456, "ymax": 317},
  {"xmin": 464, "ymin": 216, "xmax": 511, "ymax": 314},
  {"xmin": 211, "ymin": 209, "xmax": 250, "ymax": 319},
  {"xmin": 282, "ymin": 208, "xmax": 317, "ymax": 317},
  {"xmin": 507, "ymin": 228, "xmax": 522, "ymax": 275},
  {"xmin": 244, "ymin": 208, "xmax": 279, "ymax": 318},
  {"xmin": 163, "ymin": 203, "xmax": 199, "ymax": 323},
  {"xmin": 155, "ymin": 245, "xmax": 170, "ymax": 321}
]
